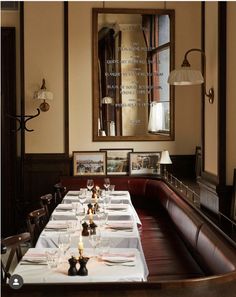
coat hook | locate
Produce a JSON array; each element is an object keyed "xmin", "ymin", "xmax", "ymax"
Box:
[{"xmin": 7, "ymin": 108, "xmax": 40, "ymax": 132}]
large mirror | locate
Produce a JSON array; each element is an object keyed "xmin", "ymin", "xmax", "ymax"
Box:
[{"xmin": 92, "ymin": 8, "xmax": 175, "ymax": 141}]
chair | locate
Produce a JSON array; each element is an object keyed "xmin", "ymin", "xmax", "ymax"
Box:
[
  {"xmin": 26, "ymin": 208, "xmax": 47, "ymax": 246},
  {"xmin": 1, "ymin": 232, "xmax": 31, "ymax": 283},
  {"xmin": 54, "ymin": 183, "xmax": 66, "ymax": 205},
  {"xmin": 40, "ymin": 193, "xmax": 53, "ymax": 219}
]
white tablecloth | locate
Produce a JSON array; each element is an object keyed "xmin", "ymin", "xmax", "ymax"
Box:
[
  {"xmin": 13, "ymin": 248, "xmax": 147, "ymax": 283},
  {"xmin": 33, "ymin": 190, "xmax": 148, "ymax": 281}
]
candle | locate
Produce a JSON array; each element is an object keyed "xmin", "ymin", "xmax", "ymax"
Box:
[
  {"xmin": 94, "ymin": 194, "xmax": 98, "ymax": 203},
  {"xmin": 89, "ymin": 209, "xmax": 93, "ymax": 224},
  {"xmin": 78, "ymin": 235, "xmax": 84, "ymax": 251}
]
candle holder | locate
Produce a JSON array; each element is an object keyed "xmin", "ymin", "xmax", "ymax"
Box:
[
  {"xmin": 82, "ymin": 222, "xmax": 89, "ymax": 236},
  {"xmin": 68, "ymin": 256, "xmax": 78, "ymax": 276},
  {"xmin": 77, "ymin": 256, "xmax": 89, "ymax": 276},
  {"xmin": 89, "ymin": 222, "xmax": 97, "ymax": 235}
]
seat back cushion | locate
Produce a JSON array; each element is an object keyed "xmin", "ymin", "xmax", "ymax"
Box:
[
  {"xmin": 167, "ymin": 192, "xmax": 203, "ymax": 250},
  {"xmin": 196, "ymin": 224, "xmax": 236, "ymax": 274}
]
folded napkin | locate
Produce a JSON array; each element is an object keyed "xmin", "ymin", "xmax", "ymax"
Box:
[
  {"xmin": 101, "ymin": 252, "xmax": 135, "ymax": 263},
  {"xmin": 66, "ymin": 191, "xmax": 80, "ymax": 196},
  {"xmin": 106, "ymin": 222, "xmax": 133, "ymax": 230},
  {"xmin": 106, "ymin": 204, "xmax": 128, "ymax": 211},
  {"xmin": 56, "ymin": 204, "xmax": 73, "ymax": 210},
  {"xmin": 22, "ymin": 253, "xmax": 47, "ymax": 263},
  {"xmin": 110, "ymin": 192, "xmax": 127, "ymax": 196},
  {"xmin": 45, "ymin": 222, "xmax": 68, "ymax": 230}
]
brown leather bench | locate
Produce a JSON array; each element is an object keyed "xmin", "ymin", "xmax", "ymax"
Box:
[{"xmin": 57, "ymin": 176, "xmax": 236, "ymax": 282}]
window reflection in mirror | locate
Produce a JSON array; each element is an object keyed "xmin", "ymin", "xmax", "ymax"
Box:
[{"xmin": 93, "ymin": 9, "xmax": 175, "ymax": 141}]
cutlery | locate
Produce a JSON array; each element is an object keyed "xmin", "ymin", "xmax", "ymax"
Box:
[{"xmin": 104, "ymin": 262, "xmax": 135, "ymax": 267}]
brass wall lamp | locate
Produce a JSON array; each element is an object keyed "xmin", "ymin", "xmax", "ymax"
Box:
[
  {"xmin": 34, "ymin": 78, "xmax": 53, "ymax": 111},
  {"xmin": 168, "ymin": 48, "xmax": 214, "ymax": 104}
]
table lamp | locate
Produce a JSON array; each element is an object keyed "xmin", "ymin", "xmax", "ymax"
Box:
[{"xmin": 159, "ymin": 150, "xmax": 172, "ymax": 179}]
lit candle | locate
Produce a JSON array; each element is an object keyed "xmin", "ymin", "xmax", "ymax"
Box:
[
  {"xmin": 89, "ymin": 209, "xmax": 93, "ymax": 224},
  {"xmin": 78, "ymin": 235, "xmax": 84, "ymax": 251},
  {"xmin": 94, "ymin": 194, "xmax": 98, "ymax": 203}
]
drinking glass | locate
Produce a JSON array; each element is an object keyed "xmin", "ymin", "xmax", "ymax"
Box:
[
  {"xmin": 46, "ymin": 250, "xmax": 58, "ymax": 269},
  {"xmin": 104, "ymin": 178, "xmax": 110, "ymax": 191},
  {"xmin": 58, "ymin": 233, "xmax": 71, "ymax": 256},
  {"xmin": 89, "ymin": 229, "xmax": 101, "ymax": 258},
  {"xmin": 87, "ymin": 179, "xmax": 94, "ymax": 191}
]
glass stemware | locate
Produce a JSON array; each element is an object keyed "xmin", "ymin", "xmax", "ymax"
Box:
[
  {"xmin": 89, "ymin": 229, "xmax": 101, "ymax": 258},
  {"xmin": 58, "ymin": 233, "xmax": 71, "ymax": 257},
  {"xmin": 104, "ymin": 178, "xmax": 110, "ymax": 191},
  {"xmin": 87, "ymin": 179, "xmax": 94, "ymax": 191}
]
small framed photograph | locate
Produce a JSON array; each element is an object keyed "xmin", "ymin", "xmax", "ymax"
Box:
[
  {"xmin": 129, "ymin": 152, "xmax": 161, "ymax": 176},
  {"xmin": 100, "ymin": 148, "xmax": 133, "ymax": 175},
  {"xmin": 73, "ymin": 151, "xmax": 106, "ymax": 176}
]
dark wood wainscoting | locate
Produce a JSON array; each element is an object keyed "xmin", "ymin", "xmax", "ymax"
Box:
[
  {"xmin": 23, "ymin": 153, "xmax": 195, "ymax": 207},
  {"xmin": 23, "ymin": 154, "xmax": 70, "ymax": 211}
]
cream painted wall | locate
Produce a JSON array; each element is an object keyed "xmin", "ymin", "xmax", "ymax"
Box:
[
  {"xmin": 24, "ymin": 2, "xmax": 64, "ymax": 153},
  {"xmin": 69, "ymin": 1, "xmax": 201, "ymax": 156},
  {"xmin": 227, "ymin": 2, "xmax": 236, "ymax": 185}
]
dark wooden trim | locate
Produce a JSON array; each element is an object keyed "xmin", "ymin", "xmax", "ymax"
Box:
[
  {"xmin": 64, "ymin": 2, "xmax": 69, "ymax": 156},
  {"xmin": 201, "ymin": 3, "xmax": 227, "ymax": 187},
  {"xmin": 218, "ymin": 2, "xmax": 227, "ymax": 186}
]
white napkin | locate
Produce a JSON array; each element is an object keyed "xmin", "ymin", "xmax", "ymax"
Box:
[
  {"xmin": 106, "ymin": 222, "xmax": 133, "ymax": 230},
  {"xmin": 66, "ymin": 191, "xmax": 80, "ymax": 196},
  {"xmin": 106, "ymin": 204, "xmax": 128, "ymax": 211},
  {"xmin": 110, "ymin": 191, "xmax": 127, "ymax": 196},
  {"xmin": 101, "ymin": 252, "xmax": 135, "ymax": 263},
  {"xmin": 45, "ymin": 221, "xmax": 68, "ymax": 230},
  {"xmin": 22, "ymin": 252, "xmax": 47, "ymax": 263},
  {"xmin": 56, "ymin": 204, "xmax": 73, "ymax": 210}
]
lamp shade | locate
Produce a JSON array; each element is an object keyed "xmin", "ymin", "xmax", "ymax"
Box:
[
  {"xmin": 168, "ymin": 67, "xmax": 204, "ymax": 86},
  {"xmin": 33, "ymin": 89, "xmax": 53, "ymax": 100},
  {"xmin": 159, "ymin": 150, "xmax": 172, "ymax": 164}
]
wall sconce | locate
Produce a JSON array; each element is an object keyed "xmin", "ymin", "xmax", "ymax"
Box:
[
  {"xmin": 159, "ymin": 150, "xmax": 172, "ymax": 179},
  {"xmin": 168, "ymin": 48, "xmax": 214, "ymax": 104},
  {"xmin": 34, "ymin": 78, "xmax": 53, "ymax": 112}
]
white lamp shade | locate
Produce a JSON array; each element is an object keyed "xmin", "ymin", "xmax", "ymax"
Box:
[
  {"xmin": 102, "ymin": 96, "xmax": 113, "ymax": 104},
  {"xmin": 34, "ymin": 90, "xmax": 53, "ymax": 100},
  {"xmin": 159, "ymin": 150, "xmax": 172, "ymax": 164},
  {"xmin": 168, "ymin": 67, "xmax": 204, "ymax": 86}
]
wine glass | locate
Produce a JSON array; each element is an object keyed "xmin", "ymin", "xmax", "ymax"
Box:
[
  {"xmin": 104, "ymin": 178, "xmax": 110, "ymax": 191},
  {"xmin": 87, "ymin": 179, "xmax": 94, "ymax": 191},
  {"xmin": 89, "ymin": 229, "xmax": 101, "ymax": 258},
  {"xmin": 58, "ymin": 233, "xmax": 71, "ymax": 257},
  {"xmin": 79, "ymin": 192, "xmax": 87, "ymax": 211}
]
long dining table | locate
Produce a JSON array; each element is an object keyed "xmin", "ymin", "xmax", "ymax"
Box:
[{"xmin": 13, "ymin": 190, "xmax": 149, "ymax": 283}]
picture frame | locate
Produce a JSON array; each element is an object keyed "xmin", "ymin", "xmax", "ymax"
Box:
[
  {"xmin": 129, "ymin": 152, "xmax": 161, "ymax": 176},
  {"xmin": 73, "ymin": 151, "xmax": 106, "ymax": 176},
  {"xmin": 100, "ymin": 148, "xmax": 133, "ymax": 175},
  {"xmin": 231, "ymin": 169, "xmax": 236, "ymax": 221}
]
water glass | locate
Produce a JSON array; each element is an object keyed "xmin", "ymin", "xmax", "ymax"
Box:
[
  {"xmin": 46, "ymin": 250, "xmax": 58, "ymax": 269},
  {"xmin": 58, "ymin": 233, "xmax": 71, "ymax": 256},
  {"xmin": 87, "ymin": 179, "xmax": 94, "ymax": 191},
  {"xmin": 104, "ymin": 178, "xmax": 110, "ymax": 191},
  {"xmin": 109, "ymin": 185, "xmax": 115, "ymax": 192}
]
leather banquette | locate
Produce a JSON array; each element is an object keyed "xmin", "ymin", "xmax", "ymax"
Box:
[{"xmin": 58, "ymin": 176, "xmax": 236, "ymax": 282}]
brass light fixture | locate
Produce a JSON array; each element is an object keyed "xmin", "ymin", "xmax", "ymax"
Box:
[
  {"xmin": 34, "ymin": 78, "xmax": 53, "ymax": 112},
  {"xmin": 168, "ymin": 48, "xmax": 214, "ymax": 104}
]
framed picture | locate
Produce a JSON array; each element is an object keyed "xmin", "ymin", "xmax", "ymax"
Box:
[
  {"xmin": 100, "ymin": 148, "xmax": 133, "ymax": 175},
  {"xmin": 231, "ymin": 169, "xmax": 236, "ymax": 221},
  {"xmin": 73, "ymin": 151, "xmax": 106, "ymax": 176},
  {"xmin": 129, "ymin": 152, "xmax": 161, "ymax": 176}
]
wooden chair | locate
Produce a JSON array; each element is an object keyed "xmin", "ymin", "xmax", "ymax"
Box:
[
  {"xmin": 54, "ymin": 183, "xmax": 66, "ymax": 205},
  {"xmin": 1, "ymin": 232, "xmax": 31, "ymax": 283},
  {"xmin": 40, "ymin": 193, "xmax": 53, "ymax": 219},
  {"xmin": 26, "ymin": 208, "xmax": 47, "ymax": 246}
]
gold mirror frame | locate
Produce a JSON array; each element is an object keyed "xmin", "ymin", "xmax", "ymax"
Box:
[{"xmin": 92, "ymin": 8, "xmax": 175, "ymax": 141}]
